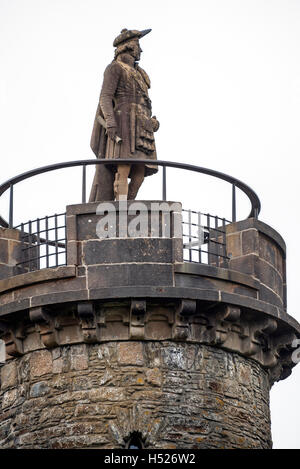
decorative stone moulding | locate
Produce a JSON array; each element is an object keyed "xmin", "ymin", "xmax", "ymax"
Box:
[{"xmin": 0, "ymin": 299, "xmax": 296, "ymax": 386}]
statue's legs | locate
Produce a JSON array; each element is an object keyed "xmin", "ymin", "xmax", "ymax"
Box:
[
  {"xmin": 114, "ymin": 164, "xmax": 145, "ymax": 200},
  {"xmin": 128, "ymin": 164, "xmax": 145, "ymax": 200},
  {"xmin": 114, "ymin": 164, "xmax": 131, "ymax": 200}
]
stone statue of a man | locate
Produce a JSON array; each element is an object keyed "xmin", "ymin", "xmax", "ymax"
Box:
[{"xmin": 89, "ymin": 28, "xmax": 159, "ymax": 201}]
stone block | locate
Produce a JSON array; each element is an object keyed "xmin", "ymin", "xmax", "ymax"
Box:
[
  {"xmin": 83, "ymin": 238, "xmax": 173, "ymax": 265},
  {"xmin": 87, "ymin": 264, "xmax": 173, "ymax": 289},
  {"xmin": 0, "ymin": 266, "xmax": 76, "ymax": 294},
  {"xmin": 7, "ymin": 240, "xmax": 22, "ymax": 265},
  {"xmin": 0, "ymin": 239, "xmax": 8, "ymax": 264},
  {"xmin": 71, "ymin": 355, "xmax": 89, "ymax": 371},
  {"xmin": 259, "ymin": 284, "xmax": 283, "ymax": 308},
  {"xmin": 66, "ymin": 215, "xmax": 77, "ymax": 242},
  {"xmin": 226, "ymin": 232, "xmax": 241, "ymax": 258},
  {"xmin": 29, "ymin": 350, "xmax": 52, "ymax": 378},
  {"xmin": 2, "ymin": 388, "xmax": 18, "ymax": 409},
  {"xmin": 53, "ymin": 358, "xmax": 64, "ymax": 374},
  {"xmin": 0, "ymin": 227, "xmax": 21, "ymax": 241},
  {"xmin": 1, "ymin": 361, "xmax": 17, "ymax": 390},
  {"xmin": 255, "ymin": 258, "xmax": 283, "ymax": 298},
  {"xmin": 117, "ymin": 342, "xmax": 144, "ymax": 366},
  {"xmin": 259, "ymin": 233, "xmax": 277, "ymax": 267},
  {"xmin": 66, "ymin": 241, "xmax": 79, "ymax": 265},
  {"xmin": 13, "ymin": 276, "xmax": 86, "ymax": 301},
  {"xmin": 0, "ymin": 264, "xmax": 14, "ymax": 280},
  {"xmin": 145, "ymin": 368, "xmax": 162, "ymax": 387},
  {"xmin": 242, "ymin": 229, "xmax": 259, "ymax": 255},
  {"xmin": 229, "ymin": 254, "xmax": 257, "ymax": 276},
  {"xmin": 30, "ymin": 381, "xmax": 50, "ymax": 398}
]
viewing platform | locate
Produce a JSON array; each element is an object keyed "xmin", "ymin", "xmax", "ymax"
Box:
[{"xmin": 0, "ymin": 159, "xmax": 298, "ymax": 449}]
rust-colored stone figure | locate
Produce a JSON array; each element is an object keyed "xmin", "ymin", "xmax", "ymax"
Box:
[{"xmin": 89, "ymin": 28, "xmax": 159, "ymax": 201}]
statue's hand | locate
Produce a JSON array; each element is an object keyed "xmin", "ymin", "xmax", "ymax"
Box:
[
  {"xmin": 151, "ymin": 116, "xmax": 160, "ymax": 132},
  {"xmin": 107, "ymin": 126, "xmax": 117, "ymax": 140}
]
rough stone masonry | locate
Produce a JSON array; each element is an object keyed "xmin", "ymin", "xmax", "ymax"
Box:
[{"xmin": 0, "ymin": 341, "xmax": 271, "ymax": 449}]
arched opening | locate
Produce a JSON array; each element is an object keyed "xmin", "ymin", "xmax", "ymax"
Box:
[{"xmin": 126, "ymin": 432, "xmax": 144, "ymax": 449}]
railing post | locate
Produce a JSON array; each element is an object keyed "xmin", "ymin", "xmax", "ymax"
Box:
[
  {"xmin": 9, "ymin": 184, "xmax": 13, "ymax": 228},
  {"xmin": 162, "ymin": 166, "xmax": 167, "ymax": 201},
  {"xmin": 232, "ymin": 183, "xmax": 236, "ymax": 222},
  {"xmin": 82, "ymin": 165, "xmax": 86, "ymax": 204}
]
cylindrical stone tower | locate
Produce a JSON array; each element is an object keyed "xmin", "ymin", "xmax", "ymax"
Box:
[{"xmin": 0, "ymin": 173, "xmax": 299, "ymax": 449}]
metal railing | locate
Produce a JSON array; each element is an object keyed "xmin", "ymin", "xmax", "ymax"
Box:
[
  {"xmin": 0, "ymin": 159, "xmax": 261, "ymax": 229},
  {"xmin": 14, "ymin": 214, "xmax": 67, "ymax": 272},
  {"xmin": 182, "ymin": 209, "xmax": 230, "ymax": 267}
]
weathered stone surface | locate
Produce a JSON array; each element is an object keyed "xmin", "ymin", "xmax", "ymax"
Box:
[
  {"xmin": 226, "ymin": 218, "xmax": 286, "ymax": 309},
  {"xmin": 29, "ymin": 350, "xmax": 52, "ymax": 378},
  {"xmin": 0, "ymin": 342, "xmax": 272, "ymax": 449},
  {"xmin": 117, "ymin": 342, "xmax": 144, "ymax": 366},
  {"xmin": 0, "ymin": 240, "xmax": 9, "ymax": 264},
  {"xmin": 226, "ymin": 232, "xmax": 242, "ymax": 258},
  {"xmin": 83, "ymin": 238, "xmax": 173, "ymax": 265},
  {"xmin": 87, "ymin": 264, "xmax": 173, "ymax": 289},
  {"xmin": 0, "ymin": 266, "xmax": 76, "ymax": 295},
  {"xmin": 0, "ymin": 362, "xmax": 17, "ymax": 390},
  {"xmin": 30, "ymin": 382, "xmax": 50, "ymax": 398}
]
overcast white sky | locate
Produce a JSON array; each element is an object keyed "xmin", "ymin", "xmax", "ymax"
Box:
[{"xmin": 0, "ymin": 0, "xmax": 299, "ymax": 449}]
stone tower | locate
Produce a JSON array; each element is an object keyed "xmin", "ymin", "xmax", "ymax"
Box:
[{"xmin": 0, "ymin": 163, "xmax": 299, "ymax": 449}]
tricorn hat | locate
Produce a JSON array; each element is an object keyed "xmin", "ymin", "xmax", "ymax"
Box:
[{"xmin": 113, "ymin": 28, "xmax": 151, "ymax": 47}]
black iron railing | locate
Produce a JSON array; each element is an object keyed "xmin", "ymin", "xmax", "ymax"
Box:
[
  {"xmin": 14, "ymin": 213, "xmax": 67, "ymax": 272},
  {"xmin": 0, "ymin": 159, "xmax": 261, "ymax": 229},
  {"xmin": 182, "ymin": 209, "xmax": 230, "ymax": 267}
]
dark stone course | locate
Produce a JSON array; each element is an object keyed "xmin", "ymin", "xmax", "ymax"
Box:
[
  {"xmin": 83, "ymin": 238, "xmax": 173, "ymax": 265},
  {"xmin": 87, "ymin": 264, "xmax": 174, "ymax": 289}
]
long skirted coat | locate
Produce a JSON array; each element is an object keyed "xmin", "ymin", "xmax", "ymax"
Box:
[{"xmin": 89, "ymin": 56, "xmax": 159, "ymax": 202}]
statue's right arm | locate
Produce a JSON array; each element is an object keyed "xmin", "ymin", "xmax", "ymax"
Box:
[{"xmin": 99, "ymin": 63, "xmax": 121, "ymax": 129}]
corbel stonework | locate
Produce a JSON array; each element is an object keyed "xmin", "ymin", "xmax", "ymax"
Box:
[
  {"xmin": 0, "ymin": 298, "xmax": 296, "ymax": 384},
  {"xmin": 189, "ymin": 306, "xmax": 242, "ymax": 347},
  {"xmin": 187, "ymin": 306, "xmax": 294, "ymax": 380},
  {"xmin": 172, "ymin": 313, "xmax": 189, "ymax": 340},
  {"xmin": 97, "ymin": 304, "xmax": 130, "ymax": 340},
  {"xmin": 268, "ymin": 331, "xmax": 298, "ymax": 384},
  {"xmin": 77, "ymin": 301, "xmax": 97, "ymax": 343},
  {"xmin": 4, "ymin": 323, "xmax": 25, "ymax": 356},
  {"xmin": 29, "ymin": 306, "xmax": 61, "ymax": 348},
  {"xmin": 176, "ymin": 299, "xmax": 197, "ymax": 316},
  {"xmin": 172, "ymin": 300, "xmax": 194, "ymax": 340},
  {"xmin": 130, "ymin": 299, "xmax": 146, "ymax": 339},
  {"xmin": 240, "ymin": 318, "xmax": 278, "ymax": 362}
]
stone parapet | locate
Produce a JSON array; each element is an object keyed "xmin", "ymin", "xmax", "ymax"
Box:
[{"xmin": 226, "ymin": 218, "xmax": 287, "ymax": 310}]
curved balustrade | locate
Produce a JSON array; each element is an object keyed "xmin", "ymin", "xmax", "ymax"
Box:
[{"xmin": 0, "ymin": 159, "xmax": 261, "ymax": 228}]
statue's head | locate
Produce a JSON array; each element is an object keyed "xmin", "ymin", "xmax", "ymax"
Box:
[{"xmin": 113, "ymin": 28, "xmax": 151, "ymax": 62}]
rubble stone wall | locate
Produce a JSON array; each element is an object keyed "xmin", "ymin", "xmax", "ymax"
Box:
[{"xmin": 0, "ymin": 341, "xmax": 271, "ymax": 449}]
